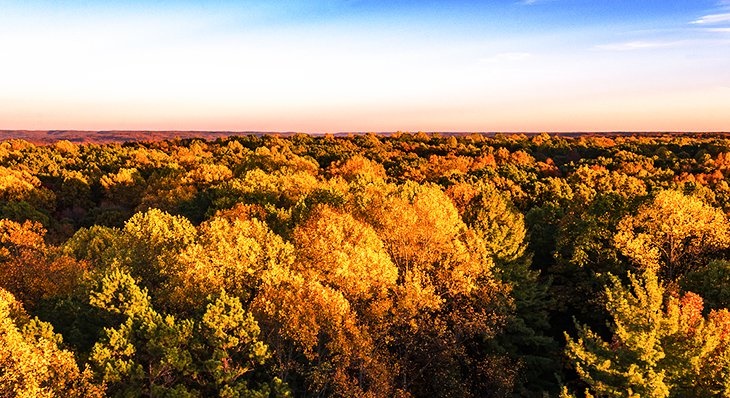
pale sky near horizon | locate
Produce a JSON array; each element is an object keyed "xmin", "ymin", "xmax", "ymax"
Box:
[{"xmin": 1, "ymin": 0, "xmax": 729, "ymax": 133}]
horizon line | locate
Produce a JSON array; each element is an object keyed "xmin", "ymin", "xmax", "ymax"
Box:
[{"xmin": 3, "ymin": 130, "xmax": 730, "ymax": 146}]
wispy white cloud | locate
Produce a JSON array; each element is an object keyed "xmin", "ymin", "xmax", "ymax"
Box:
[
  {"xmin": 518, "ymin": 0, "xmax": 553, "ymax": 5},
  {"xmin": 704, "ymin": 27, "xmax": 730, "ymax": 33},
  {"xmin": 692, "ymin": 12, "xmax": 730, "ymax": 24},
  {"xmin": 595, "ymin": 40, "xmax": 687, "ymax": 51}
]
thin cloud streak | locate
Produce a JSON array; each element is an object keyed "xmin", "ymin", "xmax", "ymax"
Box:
[
  {"xmin": 518, "ymin": 0, "xmax": 553, "ymax": 5},
  {"xmin": 595, "ymin": 40, "xmax": 689, "ymax": 51},
  {"xmin": 692, "ymin": 13, "xmax": 730, "ymax": 24}
]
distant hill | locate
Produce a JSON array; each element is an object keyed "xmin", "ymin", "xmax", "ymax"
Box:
[
  {"xmin": 0, "ymin": 131, "xmax": 271, "ymax": 144},
  {"xmin": 1, "ymin": 130, "xmax": 728, "ymax": 145}
]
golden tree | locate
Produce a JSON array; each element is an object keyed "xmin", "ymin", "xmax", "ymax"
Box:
[
  {"xmin": 0, "ymin": 289, "xmax": 104, "ymax": 397},
  {"xmin": 614, "ymin": 190, "xmax": 730, "ymax": 279},
  {"xmin": 253, "ymin": 266, "xmax": 383, "ymax": 396},
  {"xmin": 120, "ymin": 208, "xmax": 197, "ymax": 287},
  {"xmin": 251, "ymin": 205, "xmax": 400, "ymax": 396},
  {"xmin": 0, "ymin": 166, "xmax": 56, "ymax": 214},
  {"xmin": 164, "ymin": 215, "xmax": 295, "ymax": 311},
  {"xmin": 327, "ymin": 155, "xmax": 387, "ymax": 183},
  {"xmin": 357, "ymin": 182, "xmax": 512, "ymax": 396},
  {"xmin": 100, "ymin": 167, "xmax": 146, "ymax": 207},
  {"xmin": 293, "ymin": 205, "xmax": 398, "ymax": 305}
]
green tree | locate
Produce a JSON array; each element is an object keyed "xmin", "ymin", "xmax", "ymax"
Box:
[
  {"xmin": 90, "ymin": 268, "xmax": 287, "ymax": 397},
  {"xmin": 565, "ymin": 270, "xmax": 730, "ymax": 397},
  {"xmin": 682, "ymin": 260, "xmax": 730, "ymax": 311},
  {"xmin": 462, "ymin": 184, "xmax": 559, "ymax": 396},
  {"xmin": 463, "ymin": 183, "xmax": 526, "ymax": 263}
]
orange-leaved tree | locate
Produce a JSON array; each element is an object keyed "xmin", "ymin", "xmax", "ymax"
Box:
[{"xmin": 0, "ymin": 219, "xmax": 88, "ymax": 309}]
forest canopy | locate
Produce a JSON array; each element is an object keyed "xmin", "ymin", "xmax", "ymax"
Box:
[{"xmin": 3, "ymin": 132, "xmax": 730, "ymax": 397}]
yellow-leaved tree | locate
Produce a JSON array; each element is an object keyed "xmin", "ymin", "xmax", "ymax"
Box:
[
  {"xmin": 327, "ymin": 155, "xmax": 387, "ymax": 183},
  {"xmin": 293, "ymin": 205, "xmax": 397, "ymax": 306},
  {"xmin": 614, "ymin": 190, "xmax": 730, "ymax": 280},
  {"xmin": 120, "ymin": 208, "xmax": 197, "ymax": 290},
  {"xmin": 0, "ymin": 288, "xmax": 104, "ymax": 397},
  {"xmin": 100, "ymin": 167, "xmax": 146, "ymax": 208},
  {"xmin": 357, "ymin": 182, "xmax": 513, "ymax": 396},
  {"xmin": 253, "ymin": 205, "xmax": 400, "ymax": 397},
  {"xmin": 164, "ymin": 214, "xmax": 295, "ymax": 312}
]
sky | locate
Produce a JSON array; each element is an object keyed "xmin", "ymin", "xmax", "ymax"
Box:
[{"xmin": 0, "ymin": 0, "xmax": 729, "ymax": 133}]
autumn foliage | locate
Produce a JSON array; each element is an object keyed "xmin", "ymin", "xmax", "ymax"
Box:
[{"xmin": 4, "ymin": 132, "xmax": 730, "ymax": 397}]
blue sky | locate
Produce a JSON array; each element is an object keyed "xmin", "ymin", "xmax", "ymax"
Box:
[{"xmin": 0, "ymin": 0, "xmax": 729, "ymax": 132}]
